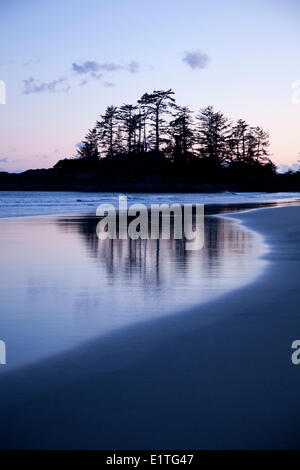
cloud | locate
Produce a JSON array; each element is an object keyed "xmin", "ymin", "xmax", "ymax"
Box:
[
  {"xmin": 79, "ymin": 74, "xmax": 103, "ymax": 86},
  {"xmin": 127, "ymin": 60, "xmax": 139, "ymax": 73},
  {"xmin": 103, "ymin": 81, "xmax": 115, "ymax": 87},
  {"xmin": 182, "ymin": 50, "xmax": 210, "ymax": 70},
  {"xmin": 79, "ymin": 79, "xmax": 88, "ymax": 87},
  {"xmin": 90, "ymin": 73, "xmax": 103, "ymax": 80},
  {"xmin": 0, "ymin": 157, "xmax": 8, "ymax": 162},
  {"xmin": 23, "ymin": 77, "xmax": 70, "ymax": 94},
  {"xmin": 72, "ymin": 60, "xmax": 140, "ymax": 75},
  {"xmin": 98, "ymin": 62, "xmax": 123, "ymax": 72},
  {"xmin": 72, "ymin": 60, "xmax": 101, "ymax": 74}
]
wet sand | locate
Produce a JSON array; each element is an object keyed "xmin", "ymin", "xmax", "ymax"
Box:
[{"xmin": 0, "ymin": 205, "xmax": 300, "ymax": 449}]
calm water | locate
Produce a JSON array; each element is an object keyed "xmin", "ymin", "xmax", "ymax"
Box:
[
  {"xmin": 1, "ymin": 190, "xmax": 300, "ymax": 217},
  {"xmin": 0, "ymin": 208, "xmax": 267, "ymax": 371}
]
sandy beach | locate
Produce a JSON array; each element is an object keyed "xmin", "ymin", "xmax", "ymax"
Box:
[{"xmin": 0, "ymin": 204, "xmax": 300, "ymax": 449}]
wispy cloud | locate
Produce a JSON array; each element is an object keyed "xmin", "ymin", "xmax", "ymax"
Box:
[
  {"xmin": 0, "ymin": 157, "xmax": 8, "ymax": 163},
  {"xmin": 98, "ymin": 62, "xmax": 123, "ymax": 72},
  {"xmin": 72, "ymin": 59, "xmax": 140, "ymax": 76},
  {"xmin": 182, "ymin": 50, "xmax": 210, "ymax": 70},
  {"xmin": 72, "ymin": 60, "xmax": 101, "ymax": 74},
  {"xmin": 22, "ymin": 59, "xmax": 140, "ymax": 95},
  {"xmin": 127, "ymin": 60, "xmax": 139, "ymax": 73},
  {"xmin": 23, "ymin": 77, "xmax": 70, "ymax": 94},
  {"xmin": 79, "ymin": 79, "xmax": 88, "ymax": 87}
]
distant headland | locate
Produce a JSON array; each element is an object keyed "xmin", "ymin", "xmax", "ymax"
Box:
[{"xmin": 1, "ymin": 89, "xmax": 299, "ymax": 192}]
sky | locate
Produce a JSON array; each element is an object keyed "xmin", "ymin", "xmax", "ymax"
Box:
[{"xmin": 0, "ymin": 0, "xmax": 299, "ymax": 172}]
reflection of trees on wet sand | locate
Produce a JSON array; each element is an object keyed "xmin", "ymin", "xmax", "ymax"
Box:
[{"xmin": 56, "ymin": 211, "xmax": 261, "ymax": 294}]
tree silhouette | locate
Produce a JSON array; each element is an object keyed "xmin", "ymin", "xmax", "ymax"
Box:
[
  {"xmin": 74, "ymin": 89, "xmax": 274, "ymax": 183},
  {"xmin": 196, "ymin": 106, "xmax": 231, "ymax": 164},
  {"xmin": 251, "ymin": 126, "xmax": 271, "ymax": 164},
  {"xmin": 77, "ymin": 127, "xmax": 99, "ymax": 162},
  {"xmin": 138, "ymin": 89, "xmax": 175, "ymax": 160},
  {"xmin": 230, "ymin": 119, "xmax": 249, "ymax": 164},
  {"xmin": 169, "ymin": 105, "xmax": 194, "ymax": 161},
  {"xmin": 117, "ymin": 104, "xmax": 138, "ymax": 155},
  {"xmin": 96, "ymin": 106, "xmax": 119, "ymax": 157}
]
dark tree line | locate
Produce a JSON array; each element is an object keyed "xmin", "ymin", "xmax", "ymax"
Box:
[
  {"xmin": 1, "ymin": 88, "xmax": 299, "ymax": 191},
  {"xmin": 76, "ymin": 89, "xmax": 275, "ymax": 172}
]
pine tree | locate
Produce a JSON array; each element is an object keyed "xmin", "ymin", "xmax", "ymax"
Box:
[
  {"xmin": 117, "ymin": 104, "xmax": 138, "ymax": 154},
  {"xmin": 96, "ymin": 106, "xmax": 119, "ymax": 157},
  {"xmin": 196, "ymin": 106, "xmax": 231, "ymax": 164},
  {"xmin": 169, "ymin": 105, "xmax": 194, "ymax": 161},
  {"xmin": 77, "ymin": 127, "xmax": 99, "ymax": 162},
  {"xmin": 138, "ymin": 89, "xmax": 175, "ymax": 160}
]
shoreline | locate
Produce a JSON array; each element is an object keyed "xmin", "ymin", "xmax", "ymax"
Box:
[
  {"xmin": 0, "ymin": 205, "xmax": 268, "ymax": 371},
  {"xmin": 1, "ymin": 205, "xmax": 300, "ymax": 449},
  {"xmin": 0, "ymin": 192, "xmax": 300, "ymax": 220}
]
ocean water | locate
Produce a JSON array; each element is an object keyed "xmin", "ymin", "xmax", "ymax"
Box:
[
  {"xmin": 1, "ymin": 191, "xmax": 299, "ymax": 372},
  {"xmin": 0, "ymin": 208, "xmax": 267, "ymax": 371},
  {"xmin": 0, "ymin": 190, "xmax": 300, "ymax": 218}
]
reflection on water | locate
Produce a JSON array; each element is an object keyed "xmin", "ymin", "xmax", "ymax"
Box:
[
  {"xmin": 57, "ymin": 212, "xmax": 263, "ymax": 292},
  {"xmin": 0, "ymin": 210, "xmax": 266, "ymax": 371}
]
